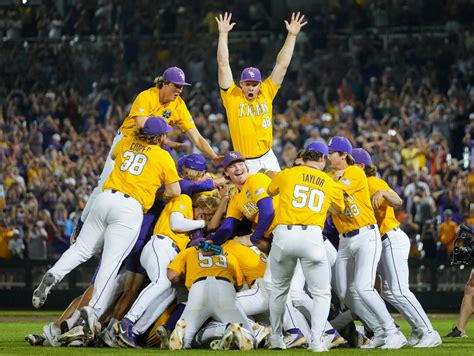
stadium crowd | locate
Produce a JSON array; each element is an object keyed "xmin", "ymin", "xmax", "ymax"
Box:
[{"xmin": 0, "ymin": 1, "xmax": 473, "ymax": 264}]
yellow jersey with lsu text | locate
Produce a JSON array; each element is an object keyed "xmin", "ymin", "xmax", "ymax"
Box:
[
  {"xmin": 267, "ymin": 166, "xmax": 345, "ymax": 228},
  {"xmin": 227, "ymin": 173, "xmax": 278, "ymax": 238},
  {"xmin": 168, "ymin": 246, "xmax": 245, "ymax": 290},
  {"xmin": 120, "ymin": 87, "xmax": 196, "ymax": 137},
  {"xmin": 220, "ymin": 78, "xmax": 279, "ymax": 158},
  {"xmin": 367, "ymin": 176, "xmax": 400, "ymax": 235},
  {"xmin": 103, "ymin": 136, "xmax": 180, "ymax": 212},
  {"xmin": 330, "ymin": 165, "xmax": 377, "ymax": 234},
  {"xmin": 222, "ymin": 239, "xmax": 267, "ymax": 286},
  {"xmin": 153, "ymin": 194, "xmax": 194, "ymax": 252}
]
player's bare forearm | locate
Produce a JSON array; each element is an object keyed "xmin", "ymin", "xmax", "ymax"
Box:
[
  {"xmin": 216, "ymin": 12, "xmax": 235, "ymax": 88},
  {"xmin": 382, "ymin": 190, "xmax": 403, "ymax": 207},
  {"xmin": 167, "ymin": 269, "xmax": 182, "ymax": 286},
  {"xmin": 271, "ymin": 12, "xmax": 307, "ymax": 86}
]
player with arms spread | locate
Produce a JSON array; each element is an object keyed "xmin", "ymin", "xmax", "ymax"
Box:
[
  {"xmin": 72, "ymin": 67, "xmax": 221, "ymax": 240},
  {"xmin": 266, "ymin": 148, "xmax": 344, "ymax": 351},
  {"xmin": 216, "ymin": 12, "xmax": 307, "ymax": 173}
]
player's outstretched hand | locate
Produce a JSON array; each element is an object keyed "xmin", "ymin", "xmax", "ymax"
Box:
[
  {"xmin": 255, "ymin": 239, "xmax": 270, "ymax": 254},
  {"xmin": 285, "ymin": 12, "xmax": 307, "ymax": 36},
  {"xmin": 371, "ymin": 190, "xmax": 384, "ymax": 209},
  {"xmin": 215, "ymin": 12, "xmax": 236, "ymax": 33},
  {"xmin": 212, "ymin": 155, "xmax": 225, "ymax": 164}
]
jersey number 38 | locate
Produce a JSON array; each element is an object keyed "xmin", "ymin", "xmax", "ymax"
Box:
[{"xmin": 120, "ymin": 151, "xmax": 148, "ymax": 176}]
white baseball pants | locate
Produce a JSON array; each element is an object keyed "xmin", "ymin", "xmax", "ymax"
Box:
[
  {"xmin": 335, "ymin": 225, "xmax": 397, "ymax": 336},
  {"xmin": 81, "ymin": 130, "xmax": 124, "ymax": 221},
  {"xmin": 269, "ymin": 225, "xmax": 331, "ymax": 345},
  {"xmin": 125, "ymin": 234, "xmax": 178, "ymax": 334},
  {"xmin": 379, "ymin": 227, "xmax": 434, "ymax": 332},
  {"xmin": 245, "ymin": 149, "xmax": 281, "ymax": 174},
  {"xmin": 180, "ymin": 277, "xmax": 252, "ymax": 348},
  {"xmin": 48, "ymin": 189, "xmax": 143, "ymax": 317}
]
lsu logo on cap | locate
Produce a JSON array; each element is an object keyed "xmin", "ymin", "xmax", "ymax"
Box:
[
  {"xmin": 230, "ymin": 152, "xmax": 238, "ymax": 158},
  {"xmin": 248, "ymin": 70, "xmax": 256, "ymax": 78}
]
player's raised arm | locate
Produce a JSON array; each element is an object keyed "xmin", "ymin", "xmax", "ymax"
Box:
[
  {"xmin": 216, "ymin": 12, "xmax": 236, "ymax": 90},
  {"xmin": 270, "ymin": 12, "xmax": 307, "ymax": 86}
]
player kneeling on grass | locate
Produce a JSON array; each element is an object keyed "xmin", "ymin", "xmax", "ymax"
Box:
[{"xmin": 166, "ymin": 244, "xmax": 255, "ymax": 350}]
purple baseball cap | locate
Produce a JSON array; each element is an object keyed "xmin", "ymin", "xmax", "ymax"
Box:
[
  {"xmin": 143, "ymin": 116, "xmax": 173, "ymax": 136},
  {"xmin": 162, "ymin": 66, "xmax": 191, "ymax": 86},
  {"xmin": 240, "ymin": 67, "xmax": 262, "ymax": 82},
  {"xmin": 307, "ymin": 141, "xmax": 329, "ymax": 155},
  {"xmin": 177, "ymin": 155, "xmax": 188, "ymax": 176},
  {"xmin": 223, "ymin": 151, "xmax": 245, "ymax": 168},
  {"xmin": 352, "ymin": 148, "xmax": 372, "ymax": 166},
  {"xmin": 328, "ymin": 136, "xmax": 353, "ymax": 154},
  {"xmin": 184, "ymin": 153, "xmax": 207, "ymax": 171}
]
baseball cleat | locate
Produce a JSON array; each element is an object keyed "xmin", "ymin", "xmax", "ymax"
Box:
[
  {"xmin": 79, "ymin": 306, "xmax": 100, "ymax": 342},
  {"xmin": 169, "ymin": 319, "xmax": 186, "ymax": 350},
  {"xmin": 323, "ymin": 328, "xmax": 347, "ymax": 349},
  {"xmin": 32, "ymin": 273, "xmax": 56, "ymax": 308},
  {"xmin": 268, "ymin": 334, "xmax": 286, "ymax": 349},
  {"xmin": 445, "ymin": 326, "xmax": 467, "ymax": 338},
  {"xmin": 210, "ymin": 324, "xmax": 234, "ymax": 350},
  {"xmin": 380, "ymin": 330, "xmax": 407, "ymax": 349},
  {"xmin": 407, "ymin": 328, "xmax": 423, "ymax": 346},
  {"xmin": 283, "ymin": 328, "xmax": 307, "ymax": 348},
  {"xmin": 58, "ymin": 326, "xmax": 85, "ymax": 344},
  {"xmin": 25, "ymin": 334, "xmax": 46, "ymax": 346},
  {"xmin": 156, "ymin": 325, "xmax": 170, "ymax": 349},
  {"xmin": 98, "ymin": 319, "xmax": 120, "ymax": 348},
  {"xmin": 360, "ymin": 333, "xmax": 385, "ymax": 349},
  {"xmin": 67, "ymin": 339, "xmax": 85, "ymax": 347},
  {"xmin": 252, "ymin": 322, "xmax": 271, "ymax": 348},
  {"xmin": 414, "ymin": 330, "xmax": 442, "ymax": 348},
  {"xmin": 117, "ymin": 317, "xmax": 139, "ymax": 348},
  {"xmin": 43, "ymin": 322, "xmax": 61, "ymax": 347},
  {"xmin": 230, "ymin": 323, "xmax": 255, "ymax": 351},
  {"xmin": 310, "ymin": 341, "xmax": 329, "ymax": 352}
]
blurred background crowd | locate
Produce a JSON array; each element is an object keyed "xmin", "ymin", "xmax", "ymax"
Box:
[{"xmin": 0, "ymin": 0, "xmax": 473, "ymax": 274}]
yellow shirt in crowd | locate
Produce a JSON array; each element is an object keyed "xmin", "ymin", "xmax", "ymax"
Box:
[
  {"xmin": 367, "ymin": 176, "xmax": 400, "ymax": 235},
  {"xmin": 330, "ymin": 165, "xmax": 377, "ymax": 234},
  {"xmin": 153, "ymin": 194, "xmax": 194, "ymax": 252},
  {"xmin": 220, "ymin": 78, "xmax": 279, "ymax": 158},
  {"xmin": 103, "ymin": 136, "xmax": 180, "ymax": 212},
  {"xmin": 168, "ymin": 246, "xmax": 245, "ymax": 290},
  {"xmin": 268, "ymin": 166, "xmax": 344, "ymax": 228},
  {"xmin": 120, "ymin": 87, "xmax": 196, "ymax": 137}
]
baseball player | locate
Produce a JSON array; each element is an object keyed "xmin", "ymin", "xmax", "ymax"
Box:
[
  {"xmin": 167, "ymin": 245, "xmax": 254, "ymax": 350},
  {"xmin": 266, "ymin": 148, "xmax": 344, "ymax": 351},
  {"xmin": 32, "ymin": 117, "xmax": 181, "ymax": 341},
  {"xmin": 327, "ymin": 136, "xmax": 406, "ymax": 349},
  {"xmin": 216, "ymin": 12, "xmax": 307, "ymax": 173},
  {"xmin": 210, "ymin": 151, "xmax": 311, "ymax": 345},
  {"xmin": 116, "ymin": 191, "xmax": 207, "ymax": 348},
  {"xmin": 71, "ymin": 67, "xmax": 220, "ymax": 242},
  {"xmin": 352, "ymin": 148, "xmax": 441, "ymax": 348}
]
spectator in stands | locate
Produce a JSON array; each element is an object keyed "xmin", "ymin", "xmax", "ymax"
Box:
[
  {"xmin": 438, "ymin": 209, "xmax": 458, "ymax": 261},
  {"xmin": 8, "ymin": 228, "xmax": 24, "ymax": 259}
]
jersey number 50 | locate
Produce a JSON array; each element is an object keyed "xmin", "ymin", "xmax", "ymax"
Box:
[
  {"xmin": 120, "ymin": 151, "xmax": 148, "ymax": 176},
  {"xmin": 292, "ymin": 184, "xmax": 324, "ymax": 212}
]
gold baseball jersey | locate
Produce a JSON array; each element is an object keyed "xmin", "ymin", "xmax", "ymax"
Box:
[
  {"xmin": 227, "ymin": 173, "xmax": 278, "ymax": 237},
  {"xmin": 222, "ymin": 239, "xmax": 266, "ymax": 286},
  {"xmin": 153, "ymin": 194, "xmax": 194, "ymax": 251},
  {"xmin": 367, "ymin": 176, "xmax": 400, "ymax": 235},
  {"xmin": 268, "ymin": 166, "xmax": 345, "ymax": 227},
  {"xmin": 103, "ymin": 136, "xmax": 180, "ymax": 212},
  {"xmin": 120, "ymin": 87, "xmax": 196, "ymax": 137},
  {"xmin": 330, "ymin": 166, "xmax": 377, "ymax": 233},
  {"xmin": 168, "ymin": 246, "xmax": 245, "ymax": 290},
  {"xmin": 220, "ymin": 78, "xmax": 279, "ymax": 158}
]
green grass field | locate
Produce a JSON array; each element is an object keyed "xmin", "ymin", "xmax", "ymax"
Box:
[{"xmin": 0, "ymin": 312, "xmax": 473, "ymax": 355}]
